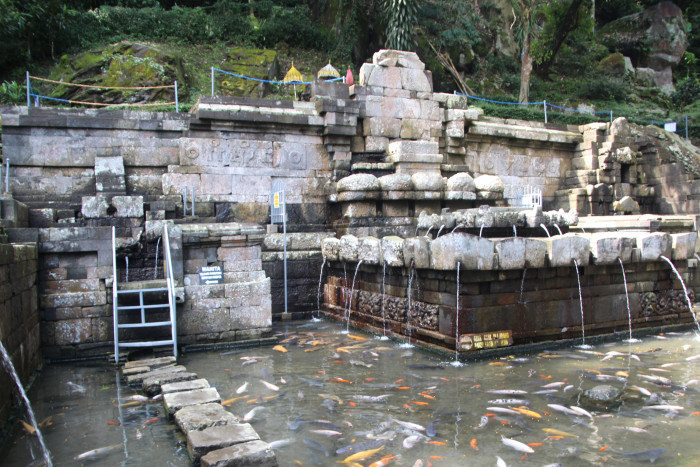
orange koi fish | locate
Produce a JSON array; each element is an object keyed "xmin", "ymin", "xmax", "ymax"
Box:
[{"xmin": 470, "ymin": 438, "xmax": 478, "ymax": 450}]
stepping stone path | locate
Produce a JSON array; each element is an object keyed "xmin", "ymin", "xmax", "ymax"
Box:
[{"xmin": 122, "ymin": 356, "xmax": 277, "ymax": 466}]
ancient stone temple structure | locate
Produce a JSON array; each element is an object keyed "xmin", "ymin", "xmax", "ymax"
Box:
[{"xmin": 1, "ymin": 50, "xmax": 699, "ymax": 371}]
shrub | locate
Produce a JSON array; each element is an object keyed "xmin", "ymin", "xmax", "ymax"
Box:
[
  {"xmin": 671, "ymin": 77, "xmax": 700, "ymax": 110},
  {"xmin": 0, "ymin": 81, "xmax": 26, "ymax": 105}
]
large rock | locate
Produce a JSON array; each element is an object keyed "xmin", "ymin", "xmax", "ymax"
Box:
[
  {"xmin": 174, "ymin": 403, "xmax": 239, "ymax": 433},
  {"xmin": 201, "ymin": 440, "xmax": 277, "ymax": 467},
  {"xmin": 187, "ymin": 424, "xmax": 260, "ymax": 463},
  {"xmin": 49, "ymin": 41, "xmax": 186, "ymax": 104},
  {"xmin": 598, "ymin": 1, "xmax": 688, "ymax": 92},
  {"xmin": 336, "ymin": 174, "xmax": 380, "ymax": 192},
  {"xmin": 582, "ymin": 384, "xmax": 622, "ymax": 409}
]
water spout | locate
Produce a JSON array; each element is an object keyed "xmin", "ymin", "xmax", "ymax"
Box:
[
  {"xmin": 451, "ymin": 224, "xmax": 465, "ymax": 234},
  {"xmin": 346, "ymin": 261, "xmax": 363, "ymax": 333},
  {"xmin": 573, "ymin": 259, "xmax": 590, "ymax": 348},
  {"xmin": 0, "ymin": 339, "xmax": 52, "ymax": 466},
  {"xmin": 554, "ymin": 224, "xmax": 563, "ymax": 236},
  {"xmin": 479, "ymin": 225, "xmax": 484, "ymax": 238},
  {"xmin": 619, "ymin": 258, "xmax": 639, "ymax": 343},
  {"xmin": 660, "ymin": 256, "xmax": 700, "ymax": 333},
  {"xmin": 425, "ymin": 226, "xmax": 433, "ymax": 238},
  {"xmin": 512, "ymin": 225, "xmax": 517, "ymax": 238},
  {"xmin": 437, "ymin": 225, "xmax": 445, "ymax": 237},
  {"xmin": 540, "ymin": 224, "xmax": 551, "ymax": 238},
  {"xmin": 125, "ymin": 256, "xmax": 129, "ymax": 282},
  {"xmin": 153, "ymin": 237, "xmax": 161, "ymax": 280},
  {"xmin": 315, "ymin": 257, "xmax": 326, "ymax": 321}
]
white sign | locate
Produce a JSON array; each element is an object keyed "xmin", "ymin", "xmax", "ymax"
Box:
[{"xmin": 664, "ymin": 122, "xmax": 677, "ymax": 132}]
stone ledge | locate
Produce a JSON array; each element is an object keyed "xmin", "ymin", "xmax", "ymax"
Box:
[
  {"xmin": 165, "ymin": 387, "xmax": 222, "ymax": 416},
  {"xmin": 201, "ymin": 440, "xmax": 277, "ymax": 467},
  {"xmin": 187, "ymin": 423, "xmax": 259, "ymax": 462}
]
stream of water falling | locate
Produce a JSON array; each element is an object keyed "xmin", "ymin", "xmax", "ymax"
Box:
[
  {"xmin": 619, "ymin": 258, "xmax": 639, "ymax": 343},
  {"xmin": 554, "ymin": 224, "xmax": 563, "ymax": 235},
  {"xmin": 479, "ymin": 225, "xmax": 484, "ymax": 237},
  {"xmin": 573, "ymin": 259, "xmax": 590, "ymax": 348},
  {"xmin": 519, "ymin": 267, "xmax": 527, "ymax": 304},
  {"xmin": 540, "ymin": 224, "xmax": 550, "ymax": 237},
  {"xmin": 451, "ymin": 262, "xmax": 463, "ymax": 366},
  {"xmin": 405, "ymin": 261, "xmax": 415, "ymax": 346},
  {"xmin": 425, "ymin": 226, "xmax": 433, "ymax": 238},
  {"xmin": 451, "ymin": 223, "xmax": 464, "ymax": 234},
  {"xmin": 660, "ymin": 255, "xmax": 700, "ymax": 333},
  {"xmin": 345, "ymin": 261, "xmax": 363, "ymax": 334},
  {"xmin": 512, "ymin": 225, "xmax": 517, "ymax": 237},
  {"xmin": 124, "ymin": 257, "xmax": 129, "ymax": 282},
  {"xmin": 379, "ymin": 262, "xmax": 388, "ymax": 340},
  {"xmin": 342, "ymin": 264, "xmax": 348, "ymax": 330},
  {"xmin": 153, "ymin": 237, "xmax": 161, "ymax": 280},
  {"xmin": 0, "ymin": 340, "xmax": 52, "ymax": 467},
  {"xmin": 436, "ymin": 225, "xmax": 445, "ymax": 237},
  {"xmin": 316, "ymin": 257, "xmax": 326, "ymax": 321}
]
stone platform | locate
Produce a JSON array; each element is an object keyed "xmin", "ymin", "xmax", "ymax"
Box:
[{"xmin": 122, "ymin": 356, "xmax": 277, "ymax": 466}]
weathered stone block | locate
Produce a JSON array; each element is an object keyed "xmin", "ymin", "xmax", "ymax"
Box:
[
  {"xmin": 381, "ymin": 236, "xmax": 404, "ymax": 267},
  {"xmin": 339, "ymin": 235, "xmax": 360, "ymax": 262},
  {"xmin": 546, "ymin": 234, "xmax": 590, "ymax": 267},
  {"xmin": 671, "ymin": 232, "xmax": 697, "ymax": 260},
  {"xmin": 341, "ymin": 202, "xmax": 377, "ymax": 218},
  {"xmin": 358, "ymin": 236, "xmax": 381, "ymax": 265},
  {"xmin": 400, "ymin": 68, "xmax": 432, "ymax": 92},
  {"xmin": 165, "ymin": 387, "xmax": 222, "ymax": 416},
  {"xmin": 633, "ymin": 232, "xmax": 672, "ymax": 262},
  {"xmin": 403, "ymin": 236, "xmax": 431, "ymax": 269},
  {"xmin": 430, "ymin": 233, "xmax": 494, "ymax": 270},
  {"xmin": 143, "ymin": 372, "xmax": 199, "ymax": 396},
  {"xmin": 112, "ymin": 196, "xmax": 144, "ymax": 218},
  {"xmin": 321, "ymin": 237, "xmax": 340, "ymax": 261},
  {"xmin": 590, "ymin": 233, "xmax": 634, "ymax": 265},
  {"xmin": 174, "ymin": 402, "xmax": 239, "ymax": 434},
  {"xmin": 81, "ymin": 196, "xmax": 110, "ymax": 218},
  {"xmin": 200, "ymin": 440, "xmax": 277, "ymax": 467},
  {"xmin": 363, "ymin": 117, "xmax": 401, "ymax": 138},
  {"xmin": 187, "ymin": 423, "xmax": 259, "ymax": 463}
]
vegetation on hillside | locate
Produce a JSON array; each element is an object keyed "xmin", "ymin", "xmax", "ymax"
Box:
[{"xmin": 0, "ymin": 0, "xmax": 698, "ymax": 140}]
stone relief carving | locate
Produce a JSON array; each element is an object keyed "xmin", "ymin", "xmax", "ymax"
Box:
[
  {"xmin": 350, "ymin": 289, "xmax": 439, "ymax": 331},
  {"xmin": 640, "ymin": 289, "xmax": 694, "ymax": 317}
]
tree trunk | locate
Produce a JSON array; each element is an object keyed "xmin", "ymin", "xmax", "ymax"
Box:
[{"xmin": 519, "ymin": 32, "xmax": 532, "ymax": 103}]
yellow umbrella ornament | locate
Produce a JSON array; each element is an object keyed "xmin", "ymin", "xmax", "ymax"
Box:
[{"xmin": 283, "ymin": 61, "xmax": 304, "ymax": 100}]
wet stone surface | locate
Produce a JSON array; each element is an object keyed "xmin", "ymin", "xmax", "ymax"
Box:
[
  {"xmin": 164, "ymin": 387, "xmax": 222, "ymax": 415},
  {"xmin": 174, "ymin": 402, "xmax": 239, "ymax": 433},
  {"xmin": 142, "ymin": 371, "xmax": 199, "ymax": 395},
  {"xmin": 187, "ymin": 423, "xmax": 260, "ymax": 462},
  {"xmin": 201, "ymin": 439, "xmax": 277, "ymax": 467},
  {"xmin": 161, "ymin": 378, "xmax": 210, "ymax": 394}
]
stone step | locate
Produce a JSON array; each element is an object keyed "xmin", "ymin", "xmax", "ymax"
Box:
[
  {"xmin": 142, "ymin": 373, "xmax": 200, "ymax": 395},
  {"xmin": 164, "ymin": 387, "xmax": 222, "ymax": 415},
  {"xmin": 187, "ymin": 423, "xmax": 260, "ymax": 463},
  {"xmin": 162, "ymin": 378, "xmax": 210, "ymax": 394},
  {"xmin": 174, "ymin": 402, "xmax": 239, "ymax": 434},
  {"xmin": 125, "ymin": 365, "xmax": 186, "ymax": 385},
  {"xmin": 201, "ymin": 440, "xmax": 277, "ymax": 467}
]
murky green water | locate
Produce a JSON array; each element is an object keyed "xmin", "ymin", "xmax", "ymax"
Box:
[{"xmin": 4, "ymin": 321, "xmax": 700, "ymax": 466}]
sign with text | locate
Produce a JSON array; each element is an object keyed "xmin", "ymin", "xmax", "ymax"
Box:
[
  {"xmin": 199, "ymin": 266, "xmax": 223, "ymax": 285},
  {"xmin": 459, "ymin": 330, "xmax": 512, "ymax": 351}
]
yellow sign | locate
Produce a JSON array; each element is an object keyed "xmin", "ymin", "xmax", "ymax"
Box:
[
  {"xmin": 459, "ymin": 330, "xmax": 512, "ymax": 351},
  {"xmin": 273, "ymin": 192, "xmax": 280, "ymax": 208}
]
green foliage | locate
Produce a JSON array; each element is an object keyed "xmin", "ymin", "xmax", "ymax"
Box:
[
  {"xmin": 595, "ymin": 0, "xmax": 642, "ymax": 28},
  {"xmin": 419, "ymin": 0, "xmax": 481, "ymax": 50},
  {"xmin": 577, "ymin": 76, "xmax": 627, "ymax": 101},
  {"xmin": 671, "ymin": 77, "xmax": 700, "ymax": 110},
  {"xmin": 0, "ymin": 81, "xmax": 25, "ymax": 105},
  {"xmin": 252, "ymin": 5, "xmax": 332, "ymax": 50},
  {"xmin": 382, "ymin": 0, "xmax": 419, "ymax": 51}
]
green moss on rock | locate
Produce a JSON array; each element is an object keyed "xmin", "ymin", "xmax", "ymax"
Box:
[{"xmin": 217, "ymin": 47, "xmax": 278, "ymax": 98}]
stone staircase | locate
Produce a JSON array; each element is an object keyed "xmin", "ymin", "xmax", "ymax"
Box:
[{"xmin": 556, "ymin": 118, "xmax": 655, "ymax": 215}]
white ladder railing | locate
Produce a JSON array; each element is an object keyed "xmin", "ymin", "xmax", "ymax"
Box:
[
  {"xmin": 517, "ymin": 185, "xmax": 543, "ymax": 208},
  {"xmin": 112, "ymin": 226, "xmax": 178, "ymax": 363}
]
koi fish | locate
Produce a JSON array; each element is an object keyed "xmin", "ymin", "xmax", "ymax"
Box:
[
  {"xmin": 567, "ymin": 406, "xmax": 593, "ymax": 419},
  {"xmin": 73, "ymin": 444, "xmax": 122, "ymax": 461},
  {"xmin": 542, "ymin": 428, "xmax": 578, "ymax": 438},
  {"xmin": 510, "ymin": 407, "xmax": 541, "ymax": 418},
  {"xmin": 501, "ymin": 435, "xmax": 534, "ymax": 453},
  {"xmin": 260, "ymin": 380, "xmax": 279, "ymax": 391},
  {"xmin": 236, "ymin": 381, "xmax": 249, "ymax": 394},
  {"xmin": 369, "ymin": 455, "xmax": 398, "ymax": 467},
  {"xmin": 272, "ymin": 345, "xmax": 287, "ymax": 353},
  {"xmin": 341, "ymin": 445, "xmax": 385, "ymax": 463},
  {"xmin": 470, "ymin": 438, "xmax": 478, "ymax": 450},
  {"xmin": 486, "ymin": 389, "xmax": 528, "ymax": 395}
]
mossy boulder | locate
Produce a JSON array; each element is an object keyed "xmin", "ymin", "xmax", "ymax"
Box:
[
  {"xmin": 217, "ymin": 48, "xmax": 278, "ymax": 98},
  {"xmin": 47, "ymin": 41, "xmax": 186, "ymax": 106},
  {"xmin": 598, "ymin": 1, "xmax": 687, "ymax": 92},
  {"xmin": 598, "ymin": 53, "xmax": 629, "ymax": 76}
]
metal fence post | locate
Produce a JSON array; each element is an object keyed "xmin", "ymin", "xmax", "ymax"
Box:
[
  {"xmin": 211, "ymin": 67, "xmax": 215, "ymax": 96},
  {"xmin": 174, "ymin": 81, "xmax": 179, "ymax": 112},
  {"xmin": 686, "ymin": 116, "xmax": 689, "ymax": 140},
  {"xmin": 543, "ymin": 100, "xmax": 547, "ymax": 124},
  {"xmin": 610, "ymin": 110, "xmax": 613, "ymax": 124},
  {"xmin": 26, "ymin": 72, "xmax": 30, "ymax": 107},
  {"xmin": 4, "ymin": 159, "xmax": 9, "ymax": 194}
]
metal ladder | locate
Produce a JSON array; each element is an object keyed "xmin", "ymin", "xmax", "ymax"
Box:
[{"xmin": 112, "ymin": 226, "xmax": 178, "ymax": 363}]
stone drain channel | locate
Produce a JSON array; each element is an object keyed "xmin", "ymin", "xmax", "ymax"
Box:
[{"xmin": 122, "ymin": 356, "xmax": 277, "ymax": 466}]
